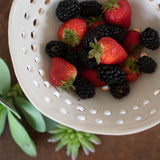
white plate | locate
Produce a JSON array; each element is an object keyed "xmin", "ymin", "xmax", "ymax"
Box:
[{"xmin": 8, "ymin": 0, "xmax": 160, "ymax": 135}]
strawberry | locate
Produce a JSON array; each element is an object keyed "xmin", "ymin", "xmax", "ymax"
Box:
[
  {"xmin": 89, "ymin": 37, "xmax": 128, "ymax": 65},
  {"xmin": 124, "ymin": 30, "xmax": 142, "ymax": 54},
  {"xmin": 85, "ymin": 15, "xmax": 106, "ymax": 30},
  {"xmin": 50, "ymin": 57, "xmax": 77, "ymax": 90},
  {"xmin": 122, "ymin": 56, "xmax": 140, "ymax": 82},
  {"xmin": 88, "ymin": 21, "xmax": 106, "ymax": 30},
  {"xmin": 81, "ymin": 69, "xmax": 107, "ymax": 87},
  {"xmin": 103, "ymin": 0, "xmax": 131, "ymax": 29},
  {"xmin": 58, "ymin": 18, "xmax": 87, "ymax": 47}
]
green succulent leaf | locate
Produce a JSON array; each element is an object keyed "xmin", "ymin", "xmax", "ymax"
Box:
[
  {"xmin": 14, "ymin": 96, "xmax": 46, "ymax": 132},
  {"xmin": 8, "ymin": 111, "xmax": 37, "ymax": 157},
  {"xmin": 67, "ymin": 141, "xmax": 72, "ymax": 156},
  {"xmin": 78, "ymin": 136, "xmax": 95, "ymax": 153},
  {"xmin": 49, "ymin": 125, "xmax": 101, "ymax": 160},
  {"xmin": 43, "ymin": 115, "xmax": 58, "ymax": 132},
  {"xmin": 0, "ymin": 97, "xmax": 21, "ymax": 119},
  {"xmin": 0, "ymin": 105, "xmax": 7, "ymax": 136},
  {"xmin": 71, "ymin": 140, "xmax": 80, "ymax": 160},
  {"xmin": 0, "ymin": 58, "xmax": 11, "ymax": 96},
  {"xmin": 87, "ymin": 134, "xmax": 101, "ymax": 145},
  {"xmin": 8, "ymin": 83, "xmax": 24, "ymax": 97}
]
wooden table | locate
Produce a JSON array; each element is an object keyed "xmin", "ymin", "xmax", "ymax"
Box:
[{"xmin": 1, "ymin": 1, "xmax": 160, "ymax": 160}]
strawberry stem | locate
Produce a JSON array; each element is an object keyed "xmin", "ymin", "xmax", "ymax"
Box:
[
  {"xmin": 62, "ymin": 29, "xmax": 79, "ymax": 47},
  {"xmin": 125, "ymin": 57, "xmax": 140, "ymax": 74},
  {"xmin": 85, "ymin": 15, "xmax": 104, "ymax": 27},
  {"xmin": 102, "ymin": 0, "xmax": 119, "ymax": 12},
  {"xmin": 88, "ymin": 38, "xmax": 102, "ymax": 64},
  {"xmin": 61, "ymin": 78, "xmax": 76, "ymax": 92}
]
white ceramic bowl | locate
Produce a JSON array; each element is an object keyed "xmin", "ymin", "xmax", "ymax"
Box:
[{"xmin": 8, "ymin": 0, "xmax": 160, "ymax": 135}]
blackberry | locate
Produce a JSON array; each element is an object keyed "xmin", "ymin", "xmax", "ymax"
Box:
[
  {"xmin": 140, "ymin": 27, "xmax": 160, "ymax": 50},
  {"xmin": 45, "ymin": 41, "xmax": 67, "ymax": 58},
  {"xmin": 79, "ymin": 48, "xmax": 98, "ymax": 69},
  {"xmin": 82, "ymin": 24, "xmax": 109, "ymax": 49},
  {"xmin": 82, "ymin": 24, "xmax": 126, "ymax": 49},
  {"xmin": 74, "ymin": 76, "xmax": 95, "ymax": 99},
  {"xmin": 97, "ymin": 65, "xmax": 126, "ymax": 85},
  {"xmin": 56, "ymin": 0, "xmax": 80, "ymax": 22},
  {"xmin": 80, "ymin": 0, "xmax": 102, "ymax": 18},
  {"xmin": 110, "ymin": 82, "xmax": 130, "ymax": 99},
  {"xmin": 64, "ymin": 51, "xmax": 80, "ymax": 70},
  {"xmin": 138, "ymin": 56, "xmax": 157, "ymax": 73},
  {"xmin": 105, "ymin": 24, "xmax": 127, "ymax": 45}
]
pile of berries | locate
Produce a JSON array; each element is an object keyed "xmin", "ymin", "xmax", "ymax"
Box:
[{"xmin": 46, "ymin": 0, "xmax": 160, "ymax": 99}]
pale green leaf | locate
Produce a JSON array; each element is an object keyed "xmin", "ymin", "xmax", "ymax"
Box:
[
  {"xmin": 0, "ymin": 97, "xmax": 21, "ymax": 119},
  {"xmin": 55, "ymin": 140, "xmax": 68, "ymax": 151},
  {"xmin": 43, "ymin": 115, "xmax": 58, "ymax": 132},
  {"xmin": 67, "ymin": 141, "xmax": 72, "ymax": 156},
  {"xmin": 71, "ymin": 140, "xmax": 80, "ymax": 160},
  {"xmin": 8, "ymin": 83, "xmax": 24, "ymax": 97},
  {"xmin": 14, "ymin": 96, "xmax": 46, "ymax": 132},
  {"xmin": 0, "ymin": 105, "xmax": 7, "ymax": 136},
  {"xmin": 0, "ymin": 59, "xmax": 11, "ymax": 96},
  {"xmin": 78, "ymin": 137, "xmax": 95, "ymax": 153},
  {"xmin": 87, "ymin": 135, "xmax": 101, "ymax": 145},
  {"xmin": 8, "ymin": 111, "xmax": 37, "ymax": 157}
]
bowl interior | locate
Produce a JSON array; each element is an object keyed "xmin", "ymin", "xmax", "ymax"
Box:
[{"xmin": 9, "ymin": 0, "xmax": 160, "ymax": 135}]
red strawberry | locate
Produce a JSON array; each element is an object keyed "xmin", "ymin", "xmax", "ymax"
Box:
[
  {"xmin": 88, "ymin": 21, "xmax": 106, "ymax": 30},
  {"xmin": 103, "ymin": 0, "xmax": 131, "ymax": 29},
  {"xmin": 89, "ymin": 37, "xmax": 128, "ymax": 65},
  {"xmin": 122, "ymin": 56, "xmax": 140, "ymax": 82},
  {"xmin": 81, "ymin": 69, "xmax": 107, "ymax": 87},
  {"xmin": 50, "ymin": 57, "xmax": 77, "ymax": 90},
  {"xmin": 58, "ymin": 18, "xmax": 87, "ymax": 47},
  {"xmin": 124, "ymin": 30, "xmax": 142, "ymax": 54},
  {"xmin": 85, "ymin": 15, "xmax": 106, "ymax": 30}
]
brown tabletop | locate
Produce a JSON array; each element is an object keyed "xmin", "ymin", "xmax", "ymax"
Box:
[{"xmin": 1, "ymin": 1, "xmax": 160, "ymax": 160}]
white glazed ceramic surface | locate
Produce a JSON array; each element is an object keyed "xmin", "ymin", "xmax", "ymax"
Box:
[{"xmin": 8, "ymin": 0, "xmax": 160, "ymax": 135}]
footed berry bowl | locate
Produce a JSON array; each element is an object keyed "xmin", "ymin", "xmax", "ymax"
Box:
[{"xmin": 8, "ymin": 0, "xmax": 160, "ymax": 135}]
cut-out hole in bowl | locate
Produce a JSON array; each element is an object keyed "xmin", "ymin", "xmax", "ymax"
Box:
[
  {"xmin": 33, "ymin": 80, "xmax": 39, "ymax": 88},
  {"xmin": 22, "ymin": 47, "xmax": 27, "ymax": 54},
  {"xmin": 44, "ymin": 81, "xmax": 50, "ymax": 88},
  {"xmin": 64, "ymin": 99, "xmax": 72, "ymax": 105},
  {"xmin": 54, "ymin": 91, "xmax": 61, "ymax": 98},
  {"xmin": 45, "ymin": 0, "xmax": 50, "ymax": 5},
  {"xmin": 24, "ymin": 12, "xmax": 30, "ymax": 19},
  {"xmin": 26, "ymin": 65, "xmax": 32, "ymax": 72},
  {"xmin": 89, "ymin": 109, "xmax": 97, "ymax": 114},
  {"xmin": 117, "ymin": 120, "xmax": 124, "ymax": 125},
  {"xmin": 33, "ymin": 19, "xmax": 39, "ymax": 26},
  {"xmin": 34, "ymin": 57, "xmax": 40, "ymax": 64},
  {"xmin": 135, "ymin": 116, "xmax": 142, "ymax": 121},
  {"xmin": 44, "ymin": 97, "xmax": 51, "ymax": 103},
  {"xmin": 60, "ymin": 108, "xmax": 68, "ymax": 114},
  {"xmin": 30, "ymin": 0, "xmax": 35, "ymax": 4},
  {"xmin": 31, "ymin": 44, "xmax": 37, "ymax": 51},
  {"xmin": 104, "ymin": 110, "xmax": 111, "ymax": 116},
  {"xmin": 96, "ymin": 119, "xmax": 103, "ymax": 124},
  {"xmin": 38, "ymin": 69, "xmax": 44, "ymax": 76},
  {"xmin": 76, "ymin": 106, "xmax": 84, "ymax": 112},
  {"xmin": 39, "ymin": 8, "xmax": 44, "ymax": 14},
  {"xmin": 77, "ymin": 115, "xmax": 86, "ymax": 121},
  {"xmin": 143, "ymin": 99, "xmax": 151, "ymax": 106},
  {"xmin": 31, "ymin": 31, "xmax": 36, "ymax": 39}
]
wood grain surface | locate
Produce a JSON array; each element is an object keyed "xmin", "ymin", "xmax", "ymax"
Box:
[{"xmin": 1, "ymin": 1, "xmax": 160, "ymax": 160}]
